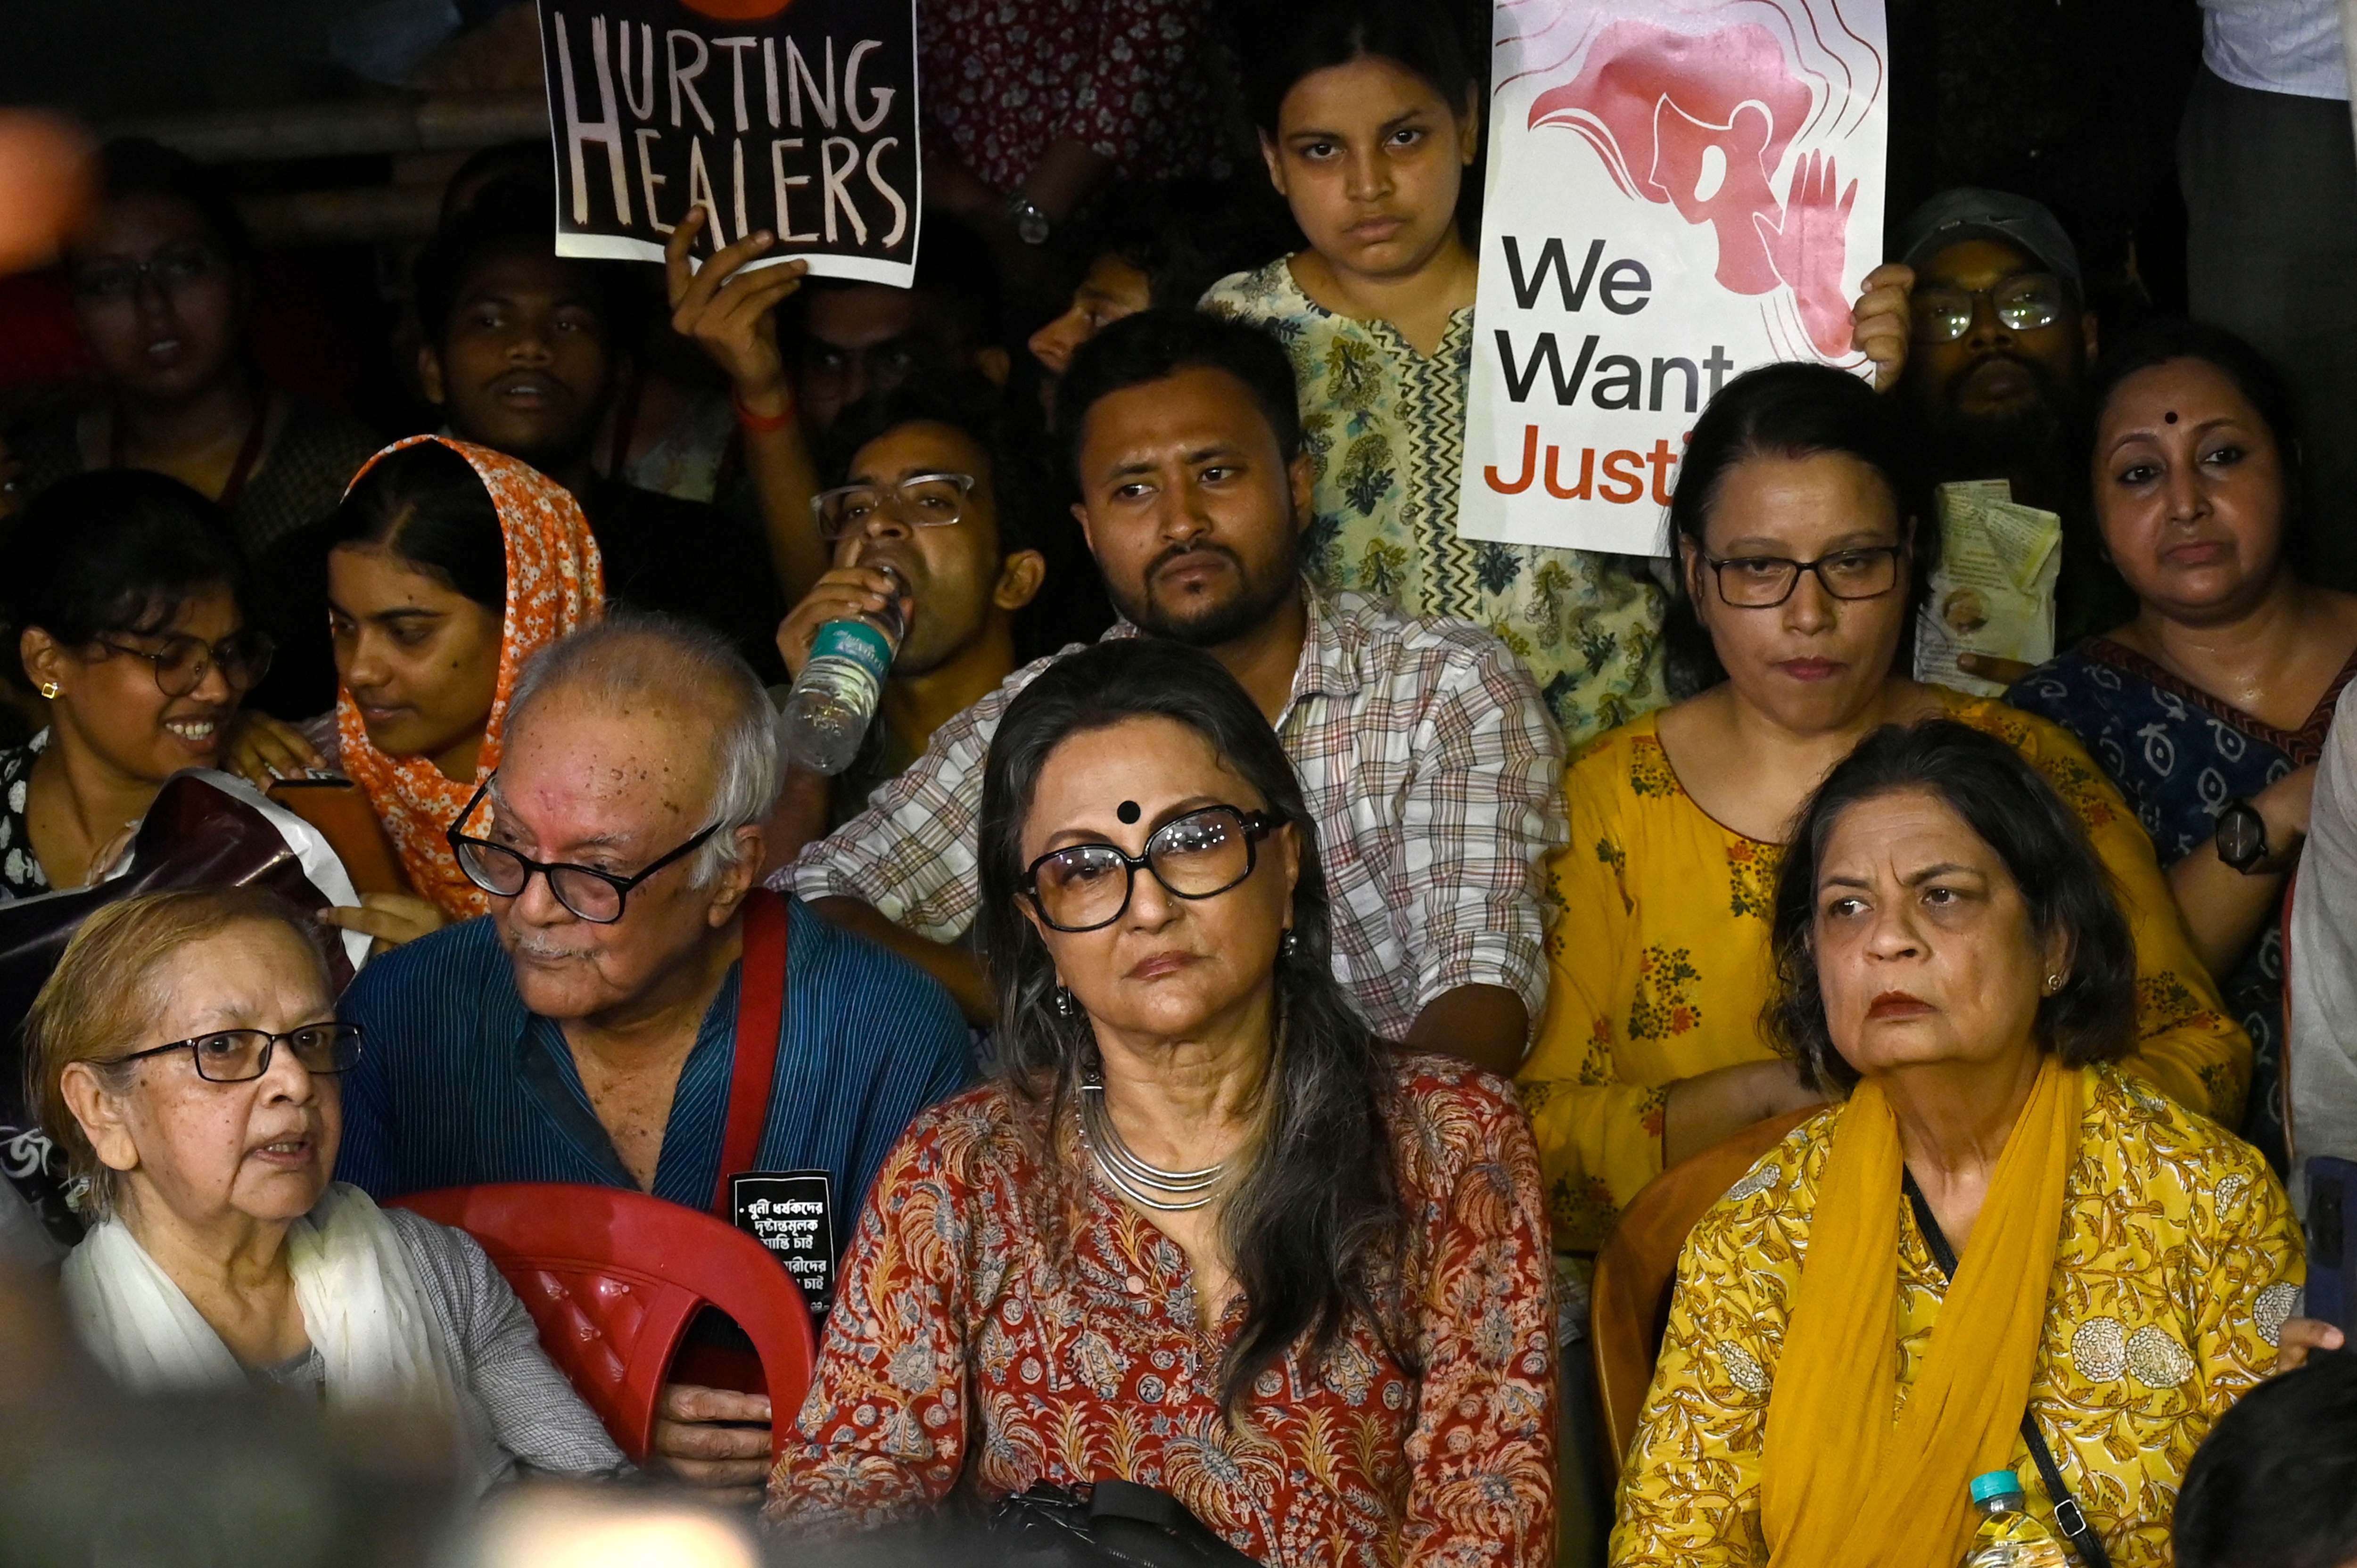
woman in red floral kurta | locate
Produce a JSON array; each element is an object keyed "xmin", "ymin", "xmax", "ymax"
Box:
[{"xmin": 763, "ymin": 640, "xmax": 1557, "ymax": 1568}]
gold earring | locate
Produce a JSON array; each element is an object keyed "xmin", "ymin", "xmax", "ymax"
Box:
[{"xmin": 37, "ymin": 681, "xmax": 58, "ymax": 700}]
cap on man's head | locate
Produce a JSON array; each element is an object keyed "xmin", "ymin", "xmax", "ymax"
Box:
[{"xmin": 1897, "ymin": 189, "xmax": 2083, "ymax": 300}]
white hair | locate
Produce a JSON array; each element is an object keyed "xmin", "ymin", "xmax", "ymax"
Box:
[{"xmin": 503, "ymin": 611, "xmax": 781, "ymax": 887}]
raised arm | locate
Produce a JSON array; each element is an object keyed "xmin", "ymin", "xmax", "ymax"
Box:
[{"xmin": 664, "ymin": 208, "xmax": 830, "ymax": 601}]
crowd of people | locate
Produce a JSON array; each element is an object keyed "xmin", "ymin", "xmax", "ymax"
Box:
[{"xmin": 2, "ymin": 0, "xmax": 2356, "ymax": 1563}]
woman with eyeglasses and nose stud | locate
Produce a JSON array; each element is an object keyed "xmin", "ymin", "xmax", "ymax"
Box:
[
  {"xmin": 33, "ymin": 887, "xmax": 627, "ymax": 1490},
  {"xmin": 768, "ymin": 639, "xmax": 1558, "ymax": 1566},
  {"xmin": 0, "ymin": 469, "xmax": 272, "ymax": 897},
  {"xmin": 226, "ymin": 437, "xmax": 602, "ymax": 943},
  {"xmin": 1516, "ymin": 362, "xmax": 2245, "ymax": 1259},
  {"xmin": 10, "ymin": 139, "xmax": 380, "ymax": 560}
]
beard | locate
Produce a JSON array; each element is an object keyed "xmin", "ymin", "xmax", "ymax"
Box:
[
  {"xmin": 1110, "ymin": 530, "xmax": 1302, "ymax": 649},
  {"xmin": 1920, "ymin": 351, "xmax": 2073, "ymax": 473}
]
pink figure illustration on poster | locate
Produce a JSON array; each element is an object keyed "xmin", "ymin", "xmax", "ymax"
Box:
[{"xmin": 1509, "ymin": 2, "xmax": 1883, "ymax": 359}]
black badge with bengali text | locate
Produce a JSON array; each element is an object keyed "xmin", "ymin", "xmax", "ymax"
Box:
[{"xmin": 731, "ymin": 1169, "xmax": 834, "ymax": 1311}]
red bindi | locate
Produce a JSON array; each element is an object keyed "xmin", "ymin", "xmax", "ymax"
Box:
[{"xmin": 2164, "ymin": 411, "xmax": 2179, "ymax": 424}]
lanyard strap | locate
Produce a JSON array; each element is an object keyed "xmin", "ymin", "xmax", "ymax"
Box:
[
  {"xmin": 713, "ymin": 888, "xmax": 788, "ymax": 1215},
  {"xmin": 1902, "ymin": 1172, "xmax": 2114, "ymax": 1568}
]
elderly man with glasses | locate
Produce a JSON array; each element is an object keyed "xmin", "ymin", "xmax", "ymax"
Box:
[{"xmin": 332, "ymin": 611, "xmax": 969, "ymax": 1504}]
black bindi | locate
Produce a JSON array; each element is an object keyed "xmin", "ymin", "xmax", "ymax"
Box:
[
  {"xmin": 2164, "ymin": 410, "xmax": 2179, "ymax": 424},
  {"xmin": 1117, "ymin": 800, "xmax": 1141, "ymax": 824}
]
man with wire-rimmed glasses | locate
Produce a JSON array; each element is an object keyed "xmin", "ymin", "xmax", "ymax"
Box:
[
  {"xmin": 768, "ymin": 394, "xmax": 1049, "ymax": 854},
  {"xmin": 334, "ymin": 613, "xmax": 968, "ymax": 1505}
]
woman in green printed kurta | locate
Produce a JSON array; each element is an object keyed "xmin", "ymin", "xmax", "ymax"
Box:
[{"xmin": 1202, "ymin": 0, "xmax": 1664, "ymax": 742}]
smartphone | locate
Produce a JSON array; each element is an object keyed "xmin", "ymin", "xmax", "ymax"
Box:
[{"xmin": 2308, "ymin": 1156, "xmax": 2356, "ymax": 1332}]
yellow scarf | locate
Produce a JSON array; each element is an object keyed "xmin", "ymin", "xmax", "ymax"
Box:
[{"xmin": 1760, "ymin": 1056, "xmax": 2080, "ymax": 1568}]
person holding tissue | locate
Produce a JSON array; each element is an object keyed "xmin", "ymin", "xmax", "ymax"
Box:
[
  {"xmin": 2007, "ymin": 320, "xmax": 2357, "ymax": 1173},
  {"xmin": 1848, "ymin": 189, "xmax": 2126, "ymax": 686}
]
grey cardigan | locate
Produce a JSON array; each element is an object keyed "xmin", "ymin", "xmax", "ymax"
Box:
[{"xmin": 379, "ymin": 1207, "xmax": 631, "ymax": 1492}]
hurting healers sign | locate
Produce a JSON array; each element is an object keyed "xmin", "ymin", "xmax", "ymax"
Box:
[
  {"xmin": 536, "ymin": 0, "xmax": 919, "ymax": 286},
  {"xmin": 1459, "ymin": 0, "xmax": 1887, "ymax": 555}
]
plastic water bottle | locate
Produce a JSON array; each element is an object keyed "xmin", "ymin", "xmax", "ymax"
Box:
[
  {"xmin": 780, "ymin": 567, "xmax": 904, "ymax": 775},
  {"xmin": 1961, "ymin": 1471, "xmax": 2068, "ymax": 1567}
]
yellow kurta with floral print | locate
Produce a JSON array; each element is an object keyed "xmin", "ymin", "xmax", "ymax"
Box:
[
  {"xmin": 1518, "ymin": 689, "xmax": 2251, "ymax": 1251},
  {"xmin": 1200, "ymin": 257, "xmax": 1665, "ymax": 743},
  {"xmin": 1611, "ymin": 1065, "xmax": 2303, "ymax": 1568}
]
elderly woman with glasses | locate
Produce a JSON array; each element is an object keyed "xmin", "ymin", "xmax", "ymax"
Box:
[
  {"xmin": 1612, "ymin": 721, "xmax": 2299, "ymax": 1568},
  {"xmin": 1516, "ymin": 362, "xmax": 2245, "ymax": 1257},
  {"xmin": 0, "ymin": 468, "xmax": 273, "ymax": 898},
  {"xmin": 767, "ymin": 639, "xmax": 1559, "ymax": 1568},
  {"xmin": 34, "ymin": 886, "xmax": 627, "ymax": 1493}
]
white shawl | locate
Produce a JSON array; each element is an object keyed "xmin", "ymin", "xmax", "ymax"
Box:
[{"xmin": 60, "ymin": 1181, "xmax": 459, "ymax": 1415}]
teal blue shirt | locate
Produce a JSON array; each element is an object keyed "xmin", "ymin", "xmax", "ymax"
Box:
[{"xmin": 335, "ymin": 901, "xmax": 970, "ymax": 1223}]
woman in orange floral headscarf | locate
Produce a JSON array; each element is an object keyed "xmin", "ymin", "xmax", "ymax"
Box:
[{"xmin": 229, "ymin": 436, "xmax": 601, "ymax": 932}]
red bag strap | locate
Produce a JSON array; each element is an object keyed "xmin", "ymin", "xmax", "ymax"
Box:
[{"xmin": 714, "ymin": 887, "xmax": 788, "ymax": 1215}]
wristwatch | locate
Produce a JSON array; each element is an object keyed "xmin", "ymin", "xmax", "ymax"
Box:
[
  {"xmin": 2215, "ymin": 797, "xmax": 2274, "ymax": 874},
  {"xmin": 1008, "ymin": 194, "xmax": 1052, "ymax": 246}
]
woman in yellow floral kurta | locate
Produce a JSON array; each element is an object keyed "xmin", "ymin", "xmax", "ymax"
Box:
[
  {"xmin": 1616, "ymin": 1065, "xmax": 2301, "ymax": 1567},
  {"xmin": 1613, "ymin": 720, "xmax": 2301, "ymax": 1568}
]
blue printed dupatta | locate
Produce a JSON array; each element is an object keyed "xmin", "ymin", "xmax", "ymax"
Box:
[{"xmin": 2010, "ymin": 639, "xmax": 2357, "ymax": 1172}]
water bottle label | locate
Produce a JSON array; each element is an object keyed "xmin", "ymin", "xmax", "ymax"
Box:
[{"xmin": 810, "ymin": 618, "xmax": 895, "ymax": 682}]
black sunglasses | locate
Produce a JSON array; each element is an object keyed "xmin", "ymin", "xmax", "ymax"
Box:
[{"xmin": 445, "ymin": 778, "xmax": 718, "ymax": 923}]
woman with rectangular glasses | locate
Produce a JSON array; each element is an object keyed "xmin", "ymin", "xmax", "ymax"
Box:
[
  {"xmin": 32, "ymin": 887, "xmax": 627, "ymax": 1492},
  {"xmin": 767, "ymin": 638, "xmax": 1559, "ymax": 1568},
  {"xmin": 0, "ymin": 468, "xmax": 272, "ymax": 898},
  {"xmin": 1515, "ymin": 361, "xmax": 2246, "ymax": 1260}
]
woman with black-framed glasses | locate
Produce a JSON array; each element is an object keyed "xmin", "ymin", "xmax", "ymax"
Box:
[
  {"xmin": 1516, "ymin": 360, "xmax": 2247, "ymax": 1265},
  {"xmin": 770, "ymin": 639, "xmax": 1559, "ymax": 1568},
  {"xmin": 0, "ymin": 468, "xmax": 270, "ymax": 897},
  {"xmin": 30, "ymin": 887, "xmax": 627, "ymax": 1490}
]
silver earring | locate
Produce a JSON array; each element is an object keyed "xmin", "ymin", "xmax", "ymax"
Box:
[
  {"xmin": 1279, "ymin": 929, "xmax": 1299, "ymax": 959},
  {"xmin": 2044, "ymin": 973, "xmax": 2065, "ymax": 995},
  {"xmin": 1054, "ymin": 985, "xmax": 1079, "ymax": 1017}
]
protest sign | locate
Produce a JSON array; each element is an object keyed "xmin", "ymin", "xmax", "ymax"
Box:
[
  {"xmin": 536, "ymin": 0, "xmax": 920, "ymax": 285},
  {"xmin": 1459, "ymin": 0, "xmax": 1888, "ymax": 556}
]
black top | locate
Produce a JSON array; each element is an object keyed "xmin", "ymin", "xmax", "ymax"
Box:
[
  {"xmin": 13, "ymin": 395, "xmax": 382, "ymax": 560},
  {"xmin": 247, "ymin": 474, "xmax": 786, "ymax": 719},
  {"xmin": 578, "ymin": 478, "xmax": 786, "ymax": 685}
]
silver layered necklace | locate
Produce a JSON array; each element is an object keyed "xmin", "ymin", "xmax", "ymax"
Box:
[{"xmin": 1077, "ymin": 1067, "xmax": 1227, "ymax": 1212}]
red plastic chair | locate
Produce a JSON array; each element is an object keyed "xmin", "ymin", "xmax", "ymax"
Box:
[{"xmin": 389, "ymin": 1182, "xmax": 818, "ymax": 1465}]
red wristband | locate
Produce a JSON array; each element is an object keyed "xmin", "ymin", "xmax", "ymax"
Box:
[{"xmin": 733, "ymin": 389, "xmax": 798, "ymax": 433}]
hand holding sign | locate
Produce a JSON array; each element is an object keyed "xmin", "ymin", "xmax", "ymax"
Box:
[{"xmin": 666, "ymin": 206, "xmax": 808, "ymax": 417}]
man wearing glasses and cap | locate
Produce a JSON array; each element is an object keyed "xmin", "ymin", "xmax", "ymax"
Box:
[
  {"xmin": 1849, "ymin": 188, "xmax": 2122, "ymax": 673},
  {"xmin": 333, "ymin": 612, "xmax": 969, "ymax": 1504}
]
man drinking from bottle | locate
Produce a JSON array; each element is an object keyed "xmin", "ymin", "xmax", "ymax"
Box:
[{"xmin": 768, "ymin": 395, "xmax": 1049, "ymax": 861}]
